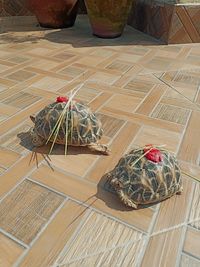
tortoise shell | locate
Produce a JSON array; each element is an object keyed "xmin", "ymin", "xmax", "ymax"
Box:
[
  {"xmin": 32, "ymin": 100, "xmax": 103, "ymax": 146},
  {"xmin": 108, "ymin": 147, "xmax": 183, "ymax": 208}
]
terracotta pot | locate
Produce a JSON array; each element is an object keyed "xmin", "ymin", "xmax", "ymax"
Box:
[
  {"xmin": 84, "ymin": 0, "xmax": 133, "ymax": 38},
  {"xmin": 28, "ymin": 0, "xmax": 79, "ymax": 28}
]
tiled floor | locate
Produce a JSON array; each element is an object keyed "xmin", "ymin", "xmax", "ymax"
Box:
[{"xmin": 0, "ymin": 15, "xmax": 200, "ymax": 267}]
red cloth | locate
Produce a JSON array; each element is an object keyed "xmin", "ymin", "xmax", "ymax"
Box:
[
  {"xmin": 144, "ymin": 145, "xmax": 163, "ymax": 163},
  {"xmin": 56, "ymin": 96, "xmax": 68, "ymax": 103}
]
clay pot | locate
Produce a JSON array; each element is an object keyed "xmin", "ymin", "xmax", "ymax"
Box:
[
  {"xmin": 28, "ymin": 0, "xmax": 79, "ymax": 28},
  {"xmin": 84, "ymin": 0, "xmax": 133, "ymax": 38}
]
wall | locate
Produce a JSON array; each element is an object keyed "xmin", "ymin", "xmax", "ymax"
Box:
[{"xmin": 0, "ymin": 0, "xmax": 86, "ymax": 17}]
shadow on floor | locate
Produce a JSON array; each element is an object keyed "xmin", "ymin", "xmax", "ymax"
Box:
[
  {"xmin": 96, "ymin": 172, "xmax": 159, "ymax": 211},
  {"xmin": 0, "ymin": 15, "xmax": 164, "ymax": 47},
  {"xmin": 17, "ymin": 131, "xmax": 110, "ymax": 156}
]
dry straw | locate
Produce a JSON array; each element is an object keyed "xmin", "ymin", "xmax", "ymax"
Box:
[
  {"xmin": 46, "ymin": 83, "xmax": 85, "ymax": 155},
  {"xmin": 130, "ymin": 144, "xmax": 200, "ymax": 183}
]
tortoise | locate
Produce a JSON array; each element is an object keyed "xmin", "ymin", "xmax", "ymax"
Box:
[
  {"xmin": 107, "ymin": 145, "xmax": 183, "ymax": 208},
  {"xmin": 30, "ymin": 96, "xmax": 110, "ymax": 155}
]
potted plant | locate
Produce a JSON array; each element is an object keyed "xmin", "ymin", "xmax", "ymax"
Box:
[
  {"xmin": 84, "ymin": 0, "xmax": 133, "ymax": 38},
  {"xmin": 28, "ymin": 0, "xmax": 79, "ymax": 28}
]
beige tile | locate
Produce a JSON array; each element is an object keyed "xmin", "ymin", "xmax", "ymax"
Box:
[
  {"xmin": 178, "ymin": 111, "xmax": 200, "ymax": 165},
  {"xmin": 87, "ymin": 122, "xmax": 141, "ymax": 183},
  {"xmin": 136, "ymin": 85, "xmax": 166, "ymax": 115},
  {"xmin": 106, "ymin": 60, "xmax": 132, "ymax": 73},
  {"xmin": 8, "ymin": 56, "xmax": 30, "ymax": 64},
  {"xmin": 180, "ymin": 253, "xmax": 200, "ymax": 267},
  {"xmin": 183, "ymin": 227, "xmax": 200, "ymax": 259},
  {"xmin": 124, "ymin": 78, "xmax": 155, "ymax": 94},
  {"xmin": 0, "ymin": 103, "xmax": 19, "ymax": 116},
  {"xmin": 0, "ymin": 99, "xmax": 50, "ymax": 137},
  {"xmin": 101, "ymin": 106, "xmax": 184, "ymax": 133},
  {"xmin": 3, "ymin": 92, "xmax": 41, "ymax": 109},
  {"xmin": 6, "ymin": 70, "xmax": 36, "ymax": 82},
  {"xmin": 30, "ymin": 59, "xmax": 60, "ymax": 71},
  {"xmin": 0, "ymin": 233, "xmax": 24, "ymax": 267},
  {"xmin": 188, "ymin": 183, "xmax": 200, "ymax": 230},
  {"xmin": 55, "ymin": 210, "xmax": 144, "ymax": 266},
  {"xmin": 31, "ymin": 164, "xmax": 154, "ymax": 232},
  {"xmin": 19, "ymin": 200, "xmax": 87, "ymax": 267},
  {"xmin": 97, "ymin": 113, "xmax": 125, "ymax": 138},
  {"xmin": 74, "ymin": 85, "xmax": 101, "ymax": 103},
  {"xmin": 31, "ymin": 76, "xmax": 69, "ymax": 92},
  {"xmin": 117, "ymin": 53, "xmax": 142, "ymax": 63},
  {"xmin": 153, "ymin": 177, "xmax": 194, "ymax": 232},
  {"xmin": 76, "ymin": 56, "xmax": 104, "ymax": 67},
  {"xmin": 89, "ymin": 91, "xmax": 113, "ymax": 112},
  {"xmin": 143, "ymin": 56, "xmax": 172, "ymax": 71},
  {"xmin": 90, "ymin": 48, "xmax": 114, "ymax": 58},
  {"xmin": 88, "ymin": 72, "xmax": 121, "ymax": 85},
  {"xmin": 0, "ymin": 64, "xmax": 11, "ymax": 73},
  {"xmin": 0, "ymin": 148, "xmax": 20, "ymax": 168},
  {"xmin": 53, "ymin": 51, "xmax": 76, "ymax": 60},
  {"xmin": 29, "ymin": 47, "xmax": 53, "ymax": 56},
  {"xmin": 58, "ymin": 65, "xmax": 86, "ymax": 78},
  {"xmin": 141, "ymin": 228, "xmax": 183, "ymax": 267},
  {"xmin": 0, "ymin": 121, "xmax": 33, "ymax": 153},
  {"xmin": 49, "ymin": 148, "xmax": 98, "ymax": 177},
  {"xmin": 0, "ymin": 180, "xmax": 64, "ymax": 245},
  {"xmin": 151, "ymin": 103, "xmax": 191, "ymax": 125},
  {"xmin": 133, "ymin": 125, "xmax": 181, "ymax": 153},
  {"xmin": 105, "ymin": 94, "xmax": 141, "ymax": 112},
  {"xmin": 0, "ymin": 152, "xmax": 44, "ymax": 199}
]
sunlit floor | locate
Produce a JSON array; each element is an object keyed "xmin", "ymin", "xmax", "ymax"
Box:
[{"xmin": 0, "ymin": 15, "xmax": 200, "ymax": 267}]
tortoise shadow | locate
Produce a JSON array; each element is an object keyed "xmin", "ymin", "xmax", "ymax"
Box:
[
  {"xmin": 96, "ymin": 173, "xmax": 160, "ymax": 211},
  {"xmin": 17, "ymin": 131, "xmax": 109, "ymax": 156}
]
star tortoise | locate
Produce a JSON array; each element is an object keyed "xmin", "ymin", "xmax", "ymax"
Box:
[
  {"xmin": 30, "ymin": 97, "xmax": 109, "ymax": 155},
  {"xmin": 107, "ymin": 146, "xmax": 183, "ymax": 209}
]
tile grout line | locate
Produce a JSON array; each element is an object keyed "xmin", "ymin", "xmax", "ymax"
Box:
[
  {"xmin": 181, "ymin": 251, "xmax": 200, "ymax": 263},
  {"xmin": 27, "ymin": 176, "xmax": 146, "ymax": 234},
  {"xmin": 135, "ymin": 203, "xmax": 161, "ymax": 267},
  {"xmin": 175, "ymin": 109, "xmax": 192, "ymax": 156},
  {"xmin": 0, "ymin": 154, "xmax": 45, "ymax": 202},
  {"xmin": 0, "ymin": 228, "xmax": 29, "ymax": 249},
  {"xmin": 82, "ymin": 121, "xmax": 127, "ymax": 179},
  {"xmin": 175, "ymin": 180, "xmax": 199, "ymax": 267},
  {"xmin": 133, "ymin": 85, "xmax": 157, "ymax": 114},
  {"xmin": 14, "ymin": 198, "xmax": 68, "ymax": 267},
  {"xmin": 51, "ymin": 209, "xmax": 93, "ymax": 267}
]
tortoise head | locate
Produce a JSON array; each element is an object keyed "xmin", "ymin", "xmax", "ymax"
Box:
[
  {"xmin": 30, "ymin": 115, "xmax": 36, "ymax": 124},
  {"xmin": 110, "ymin": 178, "xmax": 123, "ymax": 189}
]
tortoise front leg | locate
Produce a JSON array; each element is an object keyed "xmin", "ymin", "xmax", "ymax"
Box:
[{"xmin": 87, "ymin": 142, "xmax": 110, "ymax": 155}]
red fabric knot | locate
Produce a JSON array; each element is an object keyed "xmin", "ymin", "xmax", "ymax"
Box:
[
  {"xmin": 56, "ymin": 96, "xmax": 68, "ymax": 103},
  {"xmin": 144, "ymin": 144, "xmax": 163, "ymax": 163}
]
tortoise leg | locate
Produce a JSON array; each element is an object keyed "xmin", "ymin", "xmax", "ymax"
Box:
[
  {"xmin": 87, "ymin": 143, "xmax": 110, "ymax": 155},
  {"xmin": 118, "ymin": 189, "xmax": 138, "ymax": 209},
  {"xmin": 29, "ymin": 128, "xmax": 45, "ymax": 147}
]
